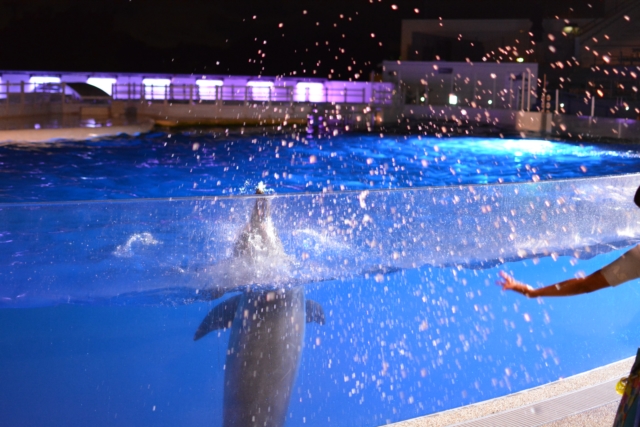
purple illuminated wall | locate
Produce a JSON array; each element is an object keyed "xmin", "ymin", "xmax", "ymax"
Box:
[{"xmin": 0, "ymin": 70, "xmax": 394, "ymax": 104}]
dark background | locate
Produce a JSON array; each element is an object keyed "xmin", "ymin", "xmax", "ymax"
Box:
[{"xmin": 0, "ymin": 0, "xmax": 604, "ymax": 78}]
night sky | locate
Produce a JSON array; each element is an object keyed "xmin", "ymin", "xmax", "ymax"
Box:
[{"xmin": 0, "ymin": 0, "xmax": 604, "ymax": 78}]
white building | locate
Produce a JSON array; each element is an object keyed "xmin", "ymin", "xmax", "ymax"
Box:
[{"xmin": 382, "ymin": 61, "xmax": 538, "ymax": 110}]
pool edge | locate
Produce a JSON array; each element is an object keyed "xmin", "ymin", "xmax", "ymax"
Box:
[
  {"xmin": 0, "ymin": 120, "xmax": 154, "ymax": 143},
  {"xmin": 388, "ymin": 355, "xmax": 634, "ymax": 427}
]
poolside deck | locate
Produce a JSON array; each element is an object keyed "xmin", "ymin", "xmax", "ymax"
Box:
[
  {"xmin": 0, "ymin": 115, "xmax": 154, "ymax": 144},
  {"xmin": 391, "ymin": 356, "xmax": 633, "ymax": 427}
]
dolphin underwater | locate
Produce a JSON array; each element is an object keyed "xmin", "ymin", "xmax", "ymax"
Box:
[{"xmin": 194, "ymin": 186, "xmax": 326, "ymax": 427}]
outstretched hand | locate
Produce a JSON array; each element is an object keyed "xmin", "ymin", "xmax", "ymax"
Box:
[{"xmin": 497, "ymin": 271, "xmax": 535, "ymax": 297}]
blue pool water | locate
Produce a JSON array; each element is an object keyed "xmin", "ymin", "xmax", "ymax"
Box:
[
  {"xmin": 1, "ymin": 131, "xmax": 640, "ymax": 202},
  {"xmin": 1, "ymin": 132, "xmax": 640, "ymax": 427}
]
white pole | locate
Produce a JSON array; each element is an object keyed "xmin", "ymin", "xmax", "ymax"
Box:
[
  {"xmin": 450, "ymin": 74, "xmax": 454, "ymax": 95},
  {"xmin": 492, "ymin": 78, "xmax": 496, "ymax": 107},
  {"xmin": 527, "ymin": 70, "xmax": 532, "ymax": 112},
  {"xmin": 425, "ymin": 82, "xmax": 429, "ymax": 105},
  {"xmin": 555, "ymin": 89, "xmax": 559, "ymax": 113},
  {"xmin": 472, "ymin": 73, "xmax": 477, "ymax": 104},
  {"xmin": 61, "ymin": 82, "xmax": 66, "ymax": 115},
  {"xmin": 216, "ymin": 85, "xmax": 222, "ymax": 106},
  {"xmin": 618, "ymin": 120, "xmax": 622, "ymax": 139},
  {"xmin": 591, "ymin": 96, "xmax": 595, "ymax": 117},
  {"xmin": 541, "ymin": 74, "xmax": 546, "ymax": 113},
  {"xmin": 18, "ymin": 81, "xmax": 24, "ymax": 115},
  {"xmin": 520, "ymin": 76, "xmax": 525, "ymax": 111}
]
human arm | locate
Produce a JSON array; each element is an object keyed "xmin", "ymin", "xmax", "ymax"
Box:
[
  {"xmin": 497, "ymin": 270, "xmax": 609, "ymax": 298},
  {"xmin": 498, "ymin": 244, "xmax": 640, "ymax": 298}
]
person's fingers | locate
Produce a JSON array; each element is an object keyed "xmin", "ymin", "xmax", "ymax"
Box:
[
  {"xmin": 497, "ymin": 272, "xmax": 533, "ymax": 297},
  {"xmin": 499, "ymin": 271, "xmax": 517, "ymax": 286},
  {"xmin": 499, "ymin": 271, "xmax": 510, "ymax": 279},
  {"xmin": 503, "ymin": 283, "xmax": 527, "ymax": 293}
]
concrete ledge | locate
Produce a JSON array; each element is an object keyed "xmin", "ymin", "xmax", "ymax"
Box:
[
  {"xmin": 137, "ymin": 102, "xmax": 312, "ymax": 128},
  {"xmin": 155, "ymin": 117, "xmax": 307, "ymax": 127},
  {"xmin": 542, "ymin": 401, "xmax": 619, "ymax": 427},
  {"xmin": 0, "ymin": 120, "xmax": 154, "ymax": 144},
  {"xmin": 399, "ymin": 104, "xmax": 640, "ymax": 140},
  {"xmin": 389, "ymin": 356, "xmax": 634, "ymax": 427}
]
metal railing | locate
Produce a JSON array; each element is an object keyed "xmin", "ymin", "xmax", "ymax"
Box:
[
  {"xmin": 0, "ymin": 81, "xmax": 394, "ymax": 106},
  {"xmin": 0, "ymin": 82, "xmax": 67, "ymax": 104},
  {"xmin": 112, "ymin": 84, "xmax": 394, "ymax": 105}
]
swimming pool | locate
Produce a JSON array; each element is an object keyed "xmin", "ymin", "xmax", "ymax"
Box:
[
  {"xmin": 1, "ymin": 132, "xmax": 640, "ymax": 427},
  {"xmin": 2, "ymin": 131, "xmax": 640, "ymax": 202}
]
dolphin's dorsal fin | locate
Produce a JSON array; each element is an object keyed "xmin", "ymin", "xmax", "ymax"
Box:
[
  {"xmin": 305, "ymin": 300, "xmax": 325, "ymax": 325},
  {"xmin": 194, "ymin": 295, "xmax": 241, "ymax": 341}
]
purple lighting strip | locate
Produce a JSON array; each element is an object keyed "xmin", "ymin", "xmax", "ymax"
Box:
[{"xmin": 0, "ymin": 70, "xmax": 395, "ymax": 104}]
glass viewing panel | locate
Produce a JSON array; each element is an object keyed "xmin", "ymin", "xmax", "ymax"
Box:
[{"xmin": 1, "ymin": 174, "xmax": 639, "ymax": 427}]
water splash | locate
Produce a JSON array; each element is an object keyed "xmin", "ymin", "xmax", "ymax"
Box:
[{"xmin": 113, "ymin": 232, "xmax": 161, "ymax": 258}]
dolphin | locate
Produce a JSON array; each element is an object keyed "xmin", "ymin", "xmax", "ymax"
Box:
[{"xmin": 194, "ymin": 185, "xmax": 325, "ymax": 427}]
